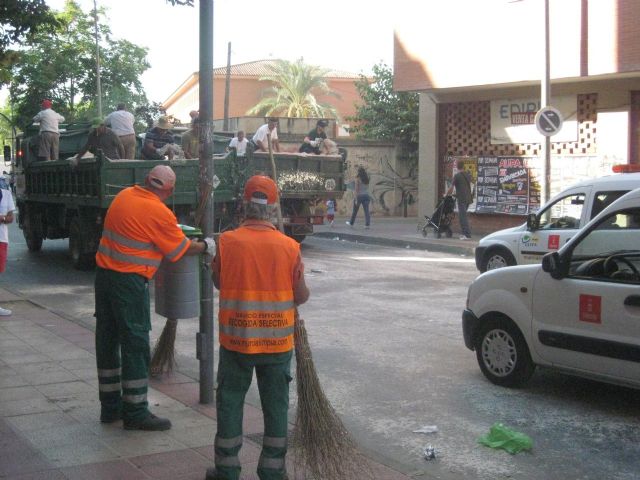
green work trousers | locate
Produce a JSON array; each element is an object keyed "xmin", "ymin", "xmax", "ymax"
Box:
[
  {"xmin": 95, "ymin": 267, "xmax": 151, "ymax": 422},
  {"xmin": 215, "ymin": 346, "xmax": 293, "ymax": 480}
]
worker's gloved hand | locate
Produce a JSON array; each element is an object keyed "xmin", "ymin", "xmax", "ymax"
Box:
[
  {"xmin": 203, "ymin": 237, "xmax": 216, "ymax": 255},
  {"xmin": 309, "ymin": 140, "xmax": 317, "ymax": 147}
]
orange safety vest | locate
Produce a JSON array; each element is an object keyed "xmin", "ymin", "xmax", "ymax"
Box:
[
  {"xmin": 96, "ymin": 186, "xmax": 190, "ymax": 279},
  {"xmin": 218, "ymin": 223, "xmax": 299, "ymax": 354}
]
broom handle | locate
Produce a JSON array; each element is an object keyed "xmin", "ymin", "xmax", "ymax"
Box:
[{"xmin": 267, "ymin": 132, "xmax": 284, "ymax": 233}]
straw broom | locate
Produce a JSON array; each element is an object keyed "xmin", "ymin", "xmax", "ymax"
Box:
[
  {"xmin": 292, "ymin": 312, "xmax": 372, "ymax": 479},
  {"xmin": 266, "ymin": 134, "xmax": 370, "ymax": 478},
  {"xmin": 150, "ymin": 181, "xmax": 213, "ymax": 376}
]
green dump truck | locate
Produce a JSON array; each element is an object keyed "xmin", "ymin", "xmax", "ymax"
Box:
[{"xmin": 14, "ymin": 124, "xmax": 345, "ymax": 269}]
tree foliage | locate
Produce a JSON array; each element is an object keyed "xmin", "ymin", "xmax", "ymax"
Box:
[
  {"xmin": 346, "ymin": 63, "xmax": 418, "ymax": 153},
  {"xmin": 247, "ymin": 58, "xmax": 339, "ymax": 119},
  {"xmin": 0, "ymin": 0, "xmax": 58, "ymax": 84},
  {"xmin": 9, "ymin": 0, "xmax": 150, "ymax": 129}
]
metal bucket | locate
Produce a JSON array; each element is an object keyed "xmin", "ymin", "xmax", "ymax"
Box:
[{"xmin": 154, "ymin": 225, "xmax": 202, "ymax": 319}]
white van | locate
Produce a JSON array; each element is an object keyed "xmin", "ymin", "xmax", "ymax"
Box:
[
  {"xmin": 475, "ymin": 167, "xmax": 640, "ymax": 272},
  {"xmin": 463, "ymin": 187, "xmax": 640, "ymax": 388}
]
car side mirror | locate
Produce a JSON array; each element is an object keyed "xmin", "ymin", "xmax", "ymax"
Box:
[
  {"xmin": 542, "ymin": 251, "xmax": 565, "ymax": 279},
  {"xmin": 526, "ymin": 213, "xmax": 538, "ymax": 231}
]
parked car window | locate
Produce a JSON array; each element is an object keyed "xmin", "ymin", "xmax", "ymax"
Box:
[
  {"xmin": 570, "ymin": 208, "xmax": 640, "ymax": 284},
  {"xmin": 590, "ymin": 190, "xmax": 628, "ymax": 219},
  {"xmin": 537, "ymin": 193, "xmax": 585, "ymax": 230}
]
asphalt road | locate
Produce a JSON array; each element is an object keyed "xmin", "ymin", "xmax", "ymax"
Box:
[{"xmin": 2, "ymin": 224, "xmax": 640, "ymax": 480}]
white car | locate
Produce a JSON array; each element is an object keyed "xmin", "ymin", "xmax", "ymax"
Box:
[
  {"xmin": 463, "ymin": 187, "xmax": 640, "ymax": 388},
  {"xmin": 475, "ymin": 169, "xmax": 640, "ymax": 272}
]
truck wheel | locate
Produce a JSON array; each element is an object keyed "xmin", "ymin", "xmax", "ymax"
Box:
[
  {"xmin": 69, "ymin": 218, "xmax": 95, "ymax": 270},
  {"xmin": 475, "ymin": 316, "xmax": 535, "ymax": 388},
  {"xmin": 26, "ymin": 235, "xmax": 43, "ymax": 252},
  {"xmin": 23, "ymin": 211, "xmax": 43, "ymax": 252},
  {"xmin": 481, "ymin": 248, "xmax": 515, "ymax": 272}
]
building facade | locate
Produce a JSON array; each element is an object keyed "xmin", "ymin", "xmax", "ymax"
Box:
[
  {"xmin": 162, "ymin": 59, "xmax": 363, "ymax": 129},
  {"xmin": 394, "ymin": 0, "xmax": 640, "ymax": 232}
]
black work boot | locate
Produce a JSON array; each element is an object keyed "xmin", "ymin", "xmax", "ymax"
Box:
[
  {"xmin": 123, "ymin": 413, "xmax": 171, "ymax": 431},
  {"xmin": 204, "ymin": 468, "xmax": 223, "ymax": 480},
  {"xmin": 100, "ymin": 410, "xmax": 122, "ymax": 424}
]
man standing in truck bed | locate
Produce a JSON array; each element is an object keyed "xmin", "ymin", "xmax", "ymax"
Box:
[
  {"xmin": 105, "ymin": 103, "xmax": 136, "ymax": 159},
  {"xmin": 33, "ymin": 99, "xmax": 64, "ymax": 161},
  {"xmin": 94, "ymin": 165, "xmax": 214, "ymax": 431}
]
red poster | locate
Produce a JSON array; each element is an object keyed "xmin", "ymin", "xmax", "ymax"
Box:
[
  {"xmin": 548, "ymin": 234, "xmax": 560, "ymax": 250},
  {"xmin": 579, "ymin": 294, "xmax": 601, "ymax": 324}
]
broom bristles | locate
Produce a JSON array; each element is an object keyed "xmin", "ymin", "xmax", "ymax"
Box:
[
  {"xmin": 292, "ymin": 317, "xmax": 373, "ymax": 480},
  {"xmin": 150, "ymin": 318, "xmax": 178, "ymax": 376}
]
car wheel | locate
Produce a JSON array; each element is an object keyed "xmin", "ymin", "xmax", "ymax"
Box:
[
  {"xmin": 475, "ymin": 317, "xmax": 535, "ymax": 387},
  {"xmin": 481, "ymin": 248, "xmax": 516, "ymax": 272}
]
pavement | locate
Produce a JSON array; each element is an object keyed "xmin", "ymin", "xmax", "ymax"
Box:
[
  {"xmin": 313, "ymin": 215, "xmax": 479, "ymax": 257},
  {"xmin": 0, "ymin": 216, "xmax": 477, "ymax": 480}
]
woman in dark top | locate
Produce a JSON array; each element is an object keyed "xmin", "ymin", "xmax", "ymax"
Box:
[{"xmin": 346, "ymin": 166, "xmax": 371, "ymax": 228}]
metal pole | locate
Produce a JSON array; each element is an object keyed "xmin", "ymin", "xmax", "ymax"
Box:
[
  {"xmin": 92, "ymin": 0, "xmax": 102, "ymax": 117},
  {"xmin": 197, "ymin": 0, "xmax": 215, "ymax": 404},
  {"xmin": 223, "ymin": 42, "xmax": 231, "ymax": 132},
  {"xmin": 541, "ymin": 0, "xmax": 551, "ymax": 203}
]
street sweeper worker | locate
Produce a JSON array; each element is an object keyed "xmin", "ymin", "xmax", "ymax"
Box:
[
  {"xmin": 94, "ymin": 165, "xmax": 215, "ymax": 432},
  {"xmin": 206, "ymin": 175, "xmax": 309, "ymax": 480}
]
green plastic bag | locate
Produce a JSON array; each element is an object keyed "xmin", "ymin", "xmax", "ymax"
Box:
[{"xmin": 478, "ymin": 423, "xmax": 533, "ymax": 454}]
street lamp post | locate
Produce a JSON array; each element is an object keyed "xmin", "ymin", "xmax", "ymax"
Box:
[
  {"xmin": 541, "ymin": 0, "xmax": 551, "ymax": 203},
  {"xmin": 93, "ymin": 0, "xmax": 103, "ymax": 118}
]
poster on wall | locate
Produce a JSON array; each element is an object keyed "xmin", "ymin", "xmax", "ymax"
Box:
[{"xmin": 474, "ymin": 157, "xmax": 540, "ymax": 215}]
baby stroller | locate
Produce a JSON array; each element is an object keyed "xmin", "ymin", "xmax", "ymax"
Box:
[{"xmin": 417, "ymin": 195, "xmax": 456, "ymax": 238}]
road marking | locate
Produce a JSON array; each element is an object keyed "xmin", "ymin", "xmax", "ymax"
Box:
[{"xmin": 350, "ymin": 256, "xmax": 474, "ymax": 263}]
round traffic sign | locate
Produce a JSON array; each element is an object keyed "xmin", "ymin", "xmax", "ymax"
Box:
[{"xmin": 535, "ymin": 106, "xmax": 563, "ymax": 136}]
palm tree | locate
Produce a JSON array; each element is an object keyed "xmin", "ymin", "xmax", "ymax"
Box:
[{"xmin": 247, "ymin": 58, "xmax": 340, "ymax": 119}]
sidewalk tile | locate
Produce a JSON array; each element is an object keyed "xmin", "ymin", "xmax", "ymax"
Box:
[
  {"xmin": 129, "ymin": 448, "xmax": 210, "ymax": 479},
  {"xmin": 1, "ymin": 396, "xmax": 59, "ymax": 417},
  {"xmin": 60, "ymin": 459, "xmax": 149, "ymax": 480},
  {"xmin": 101, "ymin": 430, "xmax": 188, "ymax": 457},
  {"xmin": 5, "ymin": 470, "xmax": 67, "ymax": 479},
  {"xmin": 40, "ymin": 440, "xmax": 120, "ymax": 468},
  {"xmin": 0, "ymin": 385, "xmax": 43, "ymax": 402},
  {"xmin": 7, "ymin": 410, "xmax": 79, "ymax": 433}
]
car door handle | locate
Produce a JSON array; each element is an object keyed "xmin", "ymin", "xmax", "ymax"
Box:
[{"xmin": 624, "ymin": 295, "xmax": 640, "ymax": 307}]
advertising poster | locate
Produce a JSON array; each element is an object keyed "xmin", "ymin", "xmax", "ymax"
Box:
[{"xmin": 474, "ymin": 156, "xmax": 540, "ymax": 215}]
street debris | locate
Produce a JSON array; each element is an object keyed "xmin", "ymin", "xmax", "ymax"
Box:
[
  {"xmin": 413, "ymin": 425, "xmax": 438, "ymax": 434},
  {"xmin": 423, "ymin": 445, "xmax": 437, "ymax": 460},
  {"xmin": 310, "ymin": 269, "xmax": 325, "ymax": 273},
  {"xmin": 477, "ymin": 422, "xmax": 533, "ymax": 454}
]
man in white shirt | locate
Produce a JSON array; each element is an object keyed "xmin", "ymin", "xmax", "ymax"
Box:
[
  {"xmin": 105, "ymin": 103, "xmax": 136, "ymax": 159},
  {"xmin": 228, "ymin": 130, "xmax": 248, "ymax": 157},
  {"xmin": 0, "ymin": 176, "xmax": 15, "ymax": 315},
  {"xmin": 251, "ymin": 118, "xmax": 280, "ymax": 152},
  {"xmin": 33, "ymin": 99, "xmax": 65, "ymax": 161}
]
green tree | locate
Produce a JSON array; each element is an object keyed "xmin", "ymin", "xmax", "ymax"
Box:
[
  {"xmin": 346, "ymin": 62, "xmax": 418, "ymax": 155},
  {"xmin": 0, "ymin": 0, "xmax": 58, "ymax": 85},
  {"xmin": 9, "ymin": 0, "xmax": 150, "ymax": 128},
  {"xmin": 247, "ymin": 58, "xmax": 339, "ymax": 119}
]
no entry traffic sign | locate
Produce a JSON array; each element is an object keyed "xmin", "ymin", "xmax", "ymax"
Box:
[{"xmin": 535, "ymin": 106, "xmax": 563, "ymax": 136}]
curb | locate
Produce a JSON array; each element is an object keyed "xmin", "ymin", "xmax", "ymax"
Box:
[{"xmin": 313, "ymin": 232, "xmax": 476, "ymax": 256}]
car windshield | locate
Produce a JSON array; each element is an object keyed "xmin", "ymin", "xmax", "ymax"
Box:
[{"xmin": 568, "ymin": 208, "xmax": 640, "ymax": 282}]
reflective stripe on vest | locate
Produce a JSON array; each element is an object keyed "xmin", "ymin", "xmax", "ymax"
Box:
[
  {"xmin": 98, "ymin": 244, "xmax": 162, "ymax": 267},
  {"xmin": 218, "ymin": 226, "xmax": 299, "ymax": 354}
]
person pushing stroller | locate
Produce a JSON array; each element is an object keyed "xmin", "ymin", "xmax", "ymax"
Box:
[{"xmin": 445, "ymin": 160, "xmax": 474, "ymax": 239}]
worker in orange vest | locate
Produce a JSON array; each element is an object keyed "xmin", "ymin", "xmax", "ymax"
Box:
[
  {"xmin": 94, "ymin": 165, "xmax": 215, "ymax": 431},
  {"xmin": 206, "ymin": 175, "xmax": 310, "ymax": 480}
]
